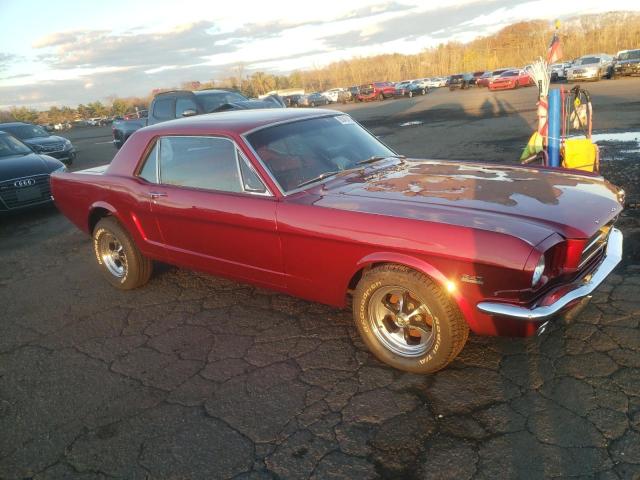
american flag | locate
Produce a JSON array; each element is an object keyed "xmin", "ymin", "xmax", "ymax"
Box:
[{"xmin": 547, "ymin": 29, "xmax": 563, "ymax": 64}]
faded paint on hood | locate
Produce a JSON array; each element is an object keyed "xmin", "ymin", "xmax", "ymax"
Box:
[{"xmin": 309, "ymin": 160, "xmax": 622, "ymax": 244}]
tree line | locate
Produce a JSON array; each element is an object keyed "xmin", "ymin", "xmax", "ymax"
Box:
[{"xmin": 2, "ymin": 11, "xmax": 638, "ymax": 124}]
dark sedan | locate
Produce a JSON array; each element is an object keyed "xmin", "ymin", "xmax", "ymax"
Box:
[
  {"xmin": 0, "ymin": 131, "xmax": 67, "ymax": 212},
  {"xmin": 297, "ymin": 93, "xmax": 331, "ymax": 107},
  {"xmin": 0, "ymin": 122, "xmax": 76, "ymax": 164}
]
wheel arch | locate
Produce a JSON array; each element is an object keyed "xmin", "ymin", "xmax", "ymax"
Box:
[
  {"xmin": 88, "ymin": 201, "xmax": 119, "ymax": 233},
  {"xmin": 345, "ymin": 252, "xmax": 474, "ymax": 324}
]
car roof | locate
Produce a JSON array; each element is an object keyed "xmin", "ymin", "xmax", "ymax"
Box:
[
  {"xmin": 143, "ymin": 108, "xmax": 342, "ymax": 136},
  {"xmin": 0, "ymin": 122, "xmax": 28, "ymax": 127}
]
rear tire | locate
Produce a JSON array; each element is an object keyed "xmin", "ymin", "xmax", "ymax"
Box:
[
  {"xmin": 353, "ymin": 264, "xmax": 469, "ymax": 373},
  {"xmin": 93, "ymin": 217, "xmax": 152, "ymax": 290}
]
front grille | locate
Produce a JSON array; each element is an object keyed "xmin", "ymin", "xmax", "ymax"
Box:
[
  {"xmin": 38, "ymin": 142, "xmax": 65, "ymax": 152},
  {"xmin": 0, "ymin": 174, "xmax": 51, "ymax": 210},
  {"xmin": 579, "ymin": 222, "xmax": 614, "ymax": 269}
]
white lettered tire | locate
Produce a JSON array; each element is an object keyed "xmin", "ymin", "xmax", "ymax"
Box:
[
  {"xmin": 93, "ymin": 217, "xmax": 152, "ymax": 290},
  {"xmin": 353, "ymin": 264, "xmax": 469, "ymax": 373}
]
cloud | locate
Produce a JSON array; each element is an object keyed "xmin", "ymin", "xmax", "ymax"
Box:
[
  {"xmin": 322, "ymin": 0, "xmax": 533, "ymax": 47},
  {"xmin": 338, "ymin": 1, "xmax": 415, "ymax": 21},
  {"xmin": 33, "ymin": 21, "xmax": 235, "ymax": 70},
  {"xmin": 0, "ymin": 53, "xmax": 22, "ymax": 73},
  {"xmin": 0, "ymin": 63, "xmax": 233, "ymax": 108},
  {"xmin": 32, "ymin": 31, "xmax": 84, "ymax": 49}
]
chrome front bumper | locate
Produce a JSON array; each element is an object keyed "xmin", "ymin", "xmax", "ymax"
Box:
[{"xmin": 477, "ymin": 228, "xmax": 623, "ymax": 321}]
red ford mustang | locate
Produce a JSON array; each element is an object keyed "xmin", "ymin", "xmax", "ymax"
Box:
[
  {"xmin": 488, "ymin": 69, "xmax": 534, "ymax": 90},
  {"xmin": 51, "ymin": 109, "xmax": 624, "ymax": 373}
]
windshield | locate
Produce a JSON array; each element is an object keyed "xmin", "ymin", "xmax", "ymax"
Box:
[
  {"xmin": 501, "ymin": 71, "xmax": 519, "ymax": 77},
  {"xmin": 619, "ymin": 50, "xmax": 640, "ymax": 60},
  {"xmin": 577, "ymin": 57, "xmax": 599, "ymax": 65},
  {"xmin": 0, "ymin": 133, "xmax": 32, "ymax": 157},
  {"xmin": 1, "ymin": 124, "xmax": 49, "ymax": 139},
  {"xmin": 198, "ymin": 91, "xmax": 248, "ymax": 112},
  {"xmin": 247, "ymin": 115, "xmax": 396, "ymax": 192}
]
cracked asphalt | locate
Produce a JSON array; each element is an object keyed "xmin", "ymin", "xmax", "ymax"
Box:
[{"xmin": 2, "ymin": 81, "xmax": 640, "ymax": 479}]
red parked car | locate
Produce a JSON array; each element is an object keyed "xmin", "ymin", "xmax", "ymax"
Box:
[
  {"xmin": 51, "ymin": 109, "xmax": 624, "ymax": 373},
  {"xmin": 488, "ymin": 69, "xmax": 534, "ymax": 91},
  {"xmin": 356, "ymin": 82, "xmax": 396, "ymax": 101},
  {"xmin": 477, "ymin": 68, "xmax": 514, "ymax": 88}
]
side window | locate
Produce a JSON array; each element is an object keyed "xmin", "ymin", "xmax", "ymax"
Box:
[
  {"xmin": 138, "ymin": 142, "xmax": 158, "ymax": 183},
  {"xmin": 159, "ymin": 136, "xmax": 242, "ymax": 193},
  {"xmin": 237, "ymin": 150, "xmax": 267, "ymax": 193},
  {"xmin": 152, "ymin": 98, "xmax": 175, "ymax": 120},
  {"xmin": 175, "ymin": 97, "xmax": 197, "ymax": 118}
]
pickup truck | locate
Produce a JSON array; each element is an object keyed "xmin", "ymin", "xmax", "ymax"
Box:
[
  {"xmin": 51, "ymin": 108, "xmax": 624, "ymax": 374},
  {"xmin": 112, "ymin": 89, "xmax": 285, "ymax": 148}
]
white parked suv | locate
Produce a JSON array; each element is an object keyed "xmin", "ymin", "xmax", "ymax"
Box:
[{"xmin": 321, "ymin": 88, "xmax": 346, "ymax": 103}]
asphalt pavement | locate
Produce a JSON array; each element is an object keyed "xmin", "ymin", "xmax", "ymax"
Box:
[{"xmin": 1, "ymin": 78, "xmax": 640, "ymax": 479}]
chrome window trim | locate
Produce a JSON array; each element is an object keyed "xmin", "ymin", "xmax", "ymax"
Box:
[
  {"xmin": 149, "ymin": 134, "xmax": 273, "ymax": 197},
  {"xmin": 155, "ymin": 140, "xmax": 161, "ymax": 184},
  {"xmin": 236, "ymin": 148, "xmax": 270, "ymax": 197},
  {"xmin": 241, "ymin": 112, "xmax": 398, "ymax": 197}
]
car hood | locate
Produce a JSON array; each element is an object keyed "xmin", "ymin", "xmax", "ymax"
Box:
[
  {"xmin": 0, "ymin": 152, "xmax": 62, "ymax": 179},
  {"xmin": 22, "ymin": 135, "xmax": 67, "ymax": 146},
  {"xmin": 569, "ymin": 65, "xmax": 599, "ymax": 70},
  {"xmin": 305, "ymin": 160, "xmax": 622, "ymax": 245},
  {"xmin": 617, "ymin": 58, "xmax": 640, "ymax": 65}
]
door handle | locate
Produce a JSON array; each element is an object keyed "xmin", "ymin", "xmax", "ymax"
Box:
[{"xmin": 149, "ymin": 192, "xmax": 167, "ymax": 199}]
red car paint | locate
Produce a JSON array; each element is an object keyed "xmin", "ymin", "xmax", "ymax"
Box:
[
  {"xmin": 51, "ymin": 109, "xmax": 623, "ymax": 338},
  {"xmin": 489, "ymin": 69, "xmax": 534, "ymax": 91},
  {"xmin": 356, "ymin": 82, "xmax": 396, "ymax": 101}
]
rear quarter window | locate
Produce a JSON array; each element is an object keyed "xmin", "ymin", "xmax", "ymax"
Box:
[{"xmin": 152, "ymin": 98, "xmax": 175, "ymax": 121}]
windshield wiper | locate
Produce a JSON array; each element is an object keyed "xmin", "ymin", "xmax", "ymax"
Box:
[
  {"xmin": 295, "ymin": 170, "xmax": 341, "ymax": 189},
  {"xmin": 295, "ymin": 155, "xmax": 406, "ymax": 189},
  {"xmin": 357, "ymin": 154, "xmax": 406, "ymax": 165}
]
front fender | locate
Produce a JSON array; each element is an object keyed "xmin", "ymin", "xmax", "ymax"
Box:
[{"xmin": 348, "ymin": 251, "xmax": 476, "ymax": 330}]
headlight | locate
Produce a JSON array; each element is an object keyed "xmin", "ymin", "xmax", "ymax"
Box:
[
  {"xmin": 532, "ymin": 255, "xmax": 545, "ymax": 287},
  {"xmin": 64, "ymin": 138, "xmax": 72, "ymax": 146},
  {"xmin": 53, "ymin": 165, "xmax": 68, "ymax": 174}
]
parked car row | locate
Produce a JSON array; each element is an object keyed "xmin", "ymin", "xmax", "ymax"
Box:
[{"xmin": 550, "ymin": 49, "xmax": 639, "ymax": 82}]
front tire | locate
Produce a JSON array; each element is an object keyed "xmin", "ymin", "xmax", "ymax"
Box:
[
  {"xmin": 93, "ymin": 217, "xmax": 152, "ymax": 290},
  {"xmin": 378, "ymin": 93, "xmax": 384, "ymax": 101},
  {"xmin": 353, "ymin": 264, "xmax": 469, "ymax": 373}
]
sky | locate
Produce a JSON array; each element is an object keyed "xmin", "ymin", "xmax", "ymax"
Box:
[{"xmin": 1, "ymin": 0, "xmax": 639, "ymax": 109}]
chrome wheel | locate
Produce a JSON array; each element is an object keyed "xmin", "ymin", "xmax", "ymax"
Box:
[
  {"xmin": 367, "ymin": 285, "xmax": 435, "ymax": 357},
  {"xmin": 98, "ymin": 232, "xmax": 127, "ymax": 278}
]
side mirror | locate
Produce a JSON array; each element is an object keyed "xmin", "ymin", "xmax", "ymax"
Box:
[{"xmin": 181, "ymin": 109, "xmax": 197, "ymax": 117}]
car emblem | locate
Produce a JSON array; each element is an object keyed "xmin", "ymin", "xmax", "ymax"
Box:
[{"xmin": 14, "ymin": 178, "xmax": 35, "ymax": 188}]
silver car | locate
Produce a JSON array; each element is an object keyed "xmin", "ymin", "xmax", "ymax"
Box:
[{"xmin": 566, "ymin": 54, "xmax": 613, "ymax": 82}]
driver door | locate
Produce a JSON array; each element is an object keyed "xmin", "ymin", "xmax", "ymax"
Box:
[{"xmin": 138, "ymin": 135, "xmax": 285, "ymax": 288}]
